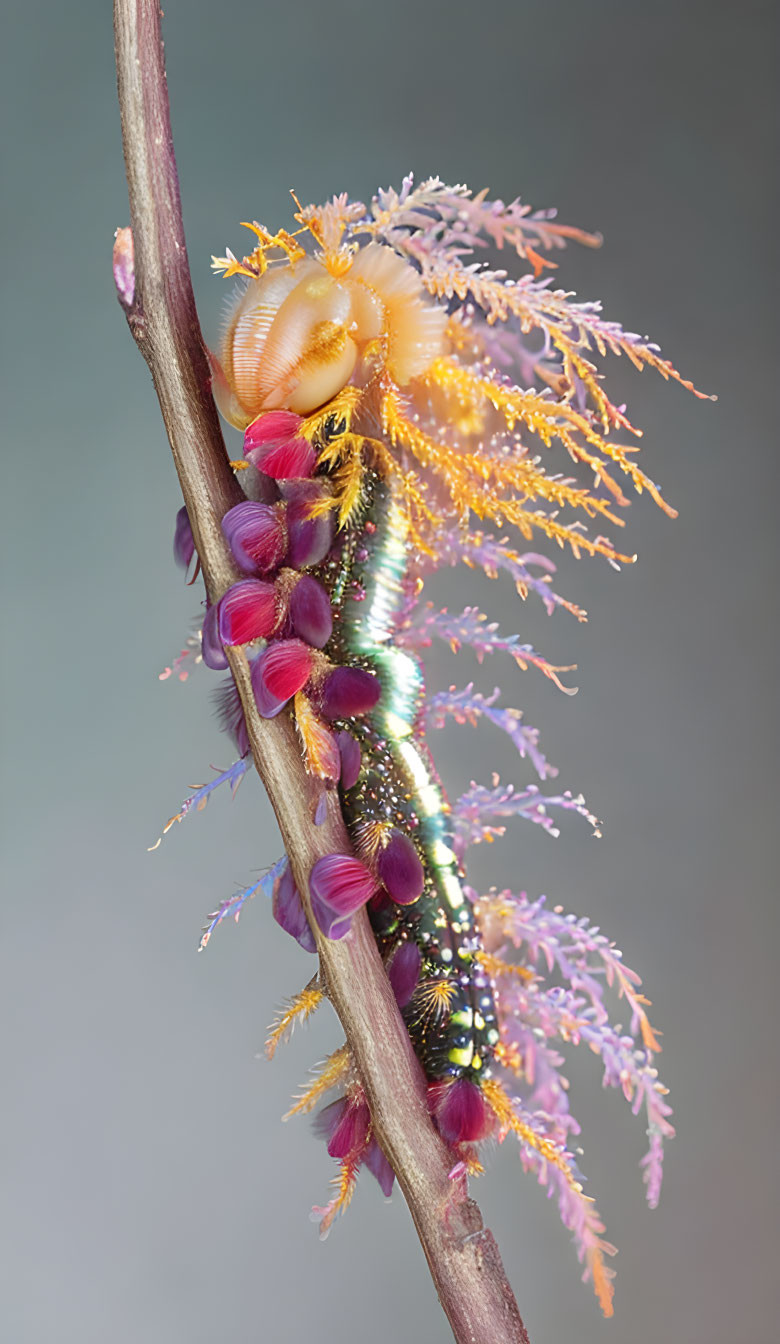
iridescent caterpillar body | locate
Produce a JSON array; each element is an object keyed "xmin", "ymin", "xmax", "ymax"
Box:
[{"xmin": 169, "ymin": 179, "xmax": 707, "ymax": 1315}]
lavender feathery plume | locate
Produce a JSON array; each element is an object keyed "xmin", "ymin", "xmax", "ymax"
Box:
[
  {"xmin": 426, "ymin": 684, "xmax": 556, "ymax": 781},
  {"xmin": 475, "ymin": 887, "xmax": 675, "ymax": 1234},
  {"xmin": 433, "ymin": 532, "xmax": 588, "ymax": 620},
  {"xmin": 454, "ymin": 780, "xmax": 601, "ymax": 853},
  {"xmin": 198, "ymin": 855, "xmax": 287, "ymax": 950},
  {"xmin": 148, "ymin": 758, "xmax": 250, "ymax": 850},
  {"xmin": 400, "ymin": 604, "xmax": 579, "ymax": 693}
]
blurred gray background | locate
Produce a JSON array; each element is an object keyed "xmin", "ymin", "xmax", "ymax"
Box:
[{"xmin": 2, "ymin": 1, "xmax": 777, "ymax": 1341}]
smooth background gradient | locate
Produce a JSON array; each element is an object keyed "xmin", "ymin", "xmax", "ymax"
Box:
[{"xmin": 2, "ymin": 2, "xmax": 777, "ymax": 1341}]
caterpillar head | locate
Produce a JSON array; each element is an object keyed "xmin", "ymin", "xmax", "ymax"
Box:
[{"xmin": 212, "ymin": 244, "xmax": 447, "ymax": 430}]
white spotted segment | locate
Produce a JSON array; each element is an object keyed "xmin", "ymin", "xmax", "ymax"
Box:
[{"xmin": 317, "ymin": 473, "xmax": 500, "ymax": 1082}]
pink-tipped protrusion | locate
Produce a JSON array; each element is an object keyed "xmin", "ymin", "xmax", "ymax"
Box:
[
  {"xmin": 113, "ymin": 226, "xmax": 135, "ymax": 309},
  {"xmin": 309, "ymin": 853, "xmax": 378, "ymax": 940},
  {"xmin": 289, "ymin": 576, "xmax": 333, "ymax": 649},
  {"xmin": 244, "ymin": 412, "xmax": 315, "ymax": 480},
  {"xmin": 251, "ymin": 639, "xmax": 314, "ymax": 717},
  {"xmin": 218, "ymin": 579, "xmax": 279, "ymax": 646},
  {"xmin": 321, "ymin": 666, "xmax": 381, "ymax": 720},
  {"xmin": 337, "ymin": 731, "xmax": 362, "ymax": 791},
  {"xmin": 377, "ymin": 831, "xmax": 425, "ymax": 905},
  {"xmin": 272, "ymin": 862, "xmax": 317, "ymax": 954},
  {"xmin": 201, "ymin": 603, "xmax": 229, "ymax": 671},
  {"xmin": 387, "ymin": 941, "xmax": 422, "ymax": 1008},
  {"xmin": 221, "ymin": 501, "xmax": 287, "ymax": 575},
  {"xmin": 429, "ymin": 1079, "xmax": 495, "ymax": 1146}
]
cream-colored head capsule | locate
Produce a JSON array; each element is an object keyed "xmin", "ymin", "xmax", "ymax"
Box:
[{"xmin": 213, "ymin": 245, "xmax": 447, "ymax": 429}]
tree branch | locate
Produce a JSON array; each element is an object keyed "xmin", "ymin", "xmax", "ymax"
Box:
[{"xmin": 113, "ymin": 4, "xmax": 529, "ymax": 1340}]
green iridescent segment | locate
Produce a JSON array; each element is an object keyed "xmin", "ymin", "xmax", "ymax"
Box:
[{"xmin": 320, "ymin": 475, "xmax": 499, "ymax": 1081}]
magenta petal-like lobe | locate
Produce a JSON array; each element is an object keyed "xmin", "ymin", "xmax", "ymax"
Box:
[
  {"xmin": 221, "ymin": 501, "xmax": 287, "ymax": 574},
  {"xmin": 377, "ymin": 831, "xmax": 425, "ymax": 905},
  {"xmin": 272, "ymin": 863, "xmax": 316, "ymax": 953},
  {"xmin": 321, "ymin": 666, "xmax": 381, "ymax": 720},
  {"xmin": 244, "ymin": 410, "xmax": 302, "ymax": 447},
  {"xmin": 218, "ymin": 579, "xmax": 279, "ymax": 646},
  {"xmin": 364, "ymin": 1136, "xmax": 395, "ymax": 1197},
  {"xmin": 289, "ymin": 576, "xmax": 333, "ymax": 648},
  {"xmin": 309, "ymin": 853, "xmax": 378, "ymax": 939},
  {"xmin": 387, "ymin": 941, "xmax": 422, "ymax": 1007},
  {"xmin": 324, "ymin": 1099, "xmax": 371, "ymax": 1160},
  {"xmin": 249, "ymin": 436, "xmax": 316, "ymax": 480},
  {"xmin": 250, "ymin": 641, "xmax": 313, "ymax": 718},
  {"xmin": 337, "ymin": 731, "xmax": 362, "ymax": 790},
  {"xmin": 244, "ymin": 415, "xmax": 315, "ymax": 480},
  {"xmin": 430, "ymin": 1079, "xmax": 494, "ymax": 1146},
  {"xmin": 201, "ymin": 603, "xmax": 229, "ymax": 671},
  {"xmin": 259, "ymin": 638, "xmax": 314, "ymax": 702},
  {"xmin": 310, "ymin": 854, "xmax": 377, "ymax": 913},
  {"xmin": 249, "ymin": 653, "xmax": 287, "ymax": 718}
]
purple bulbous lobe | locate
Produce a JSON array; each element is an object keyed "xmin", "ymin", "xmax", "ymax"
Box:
[
  {"xmin": 364, "ymin": 1136, "xmax": 395, "ymax": 1197},
  {"xmin": 387, "ymin": 940, "xmax": 422, "ymax": 1008},
  {"xmin": 377, "ymin": 830, "xmax": 425, "ymax": 905},
  {"xmin": 289, "ymin": 575, "xmax": 333, "ymax": 649},
  {"xmin": 272, "ymin": 863, "xmax": 317, "ymax": 953},
  {"xmin": 173, "ymin": 504, "xmax": 195, "ymax": 571},
  {"xmin": 321, "ymin": 666, "xmax": 381, "ymax": 720},
  {"xmin": 283, "ymin": 484, "xmax": 334, "ymax": 569},
  {"xmin": 337, "ymin": 731, "xmax": 362, "ymax": 790},
  {"xmin": 201, "ymin": 603, "xmax": 229, "ymax": 670}
]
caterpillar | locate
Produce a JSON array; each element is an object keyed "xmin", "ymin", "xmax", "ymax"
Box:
[{"xmin": 173, "ymin": 178, "xmax": 705, "ymax": 1314}]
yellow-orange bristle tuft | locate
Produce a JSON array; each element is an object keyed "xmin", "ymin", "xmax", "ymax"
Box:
[
  {"xmin": 284, "ymin": 1045, "xmax": 351, "ymax": 1120},
  {"xmin": 266, "ymin": 980, "xmax": 324, "ymax": 1060}
]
